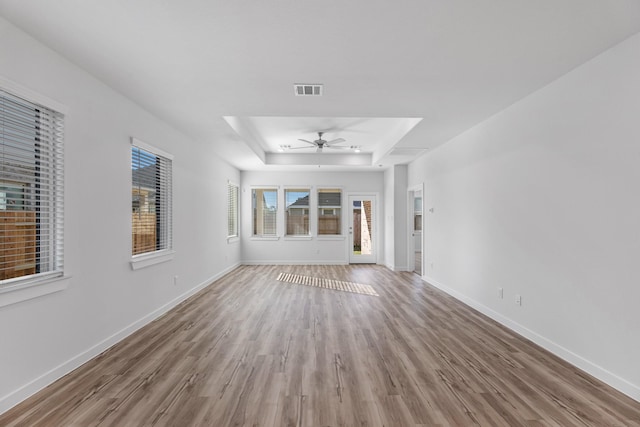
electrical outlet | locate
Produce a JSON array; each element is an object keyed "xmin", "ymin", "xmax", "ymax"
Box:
[
  {"xmin": 515, "ymin": 294, "xmax": 522, "ymax": 306},
  {"xmin": 173, "ymin": 275, "xmax": 179, "ymax": 286},
  {"xmin": 430, "ymin": 262, "xmax": 434, "ymax": 269},
  {"xmin": 498, "ymin": 288, "xmax": 503, "ymax": 299}
]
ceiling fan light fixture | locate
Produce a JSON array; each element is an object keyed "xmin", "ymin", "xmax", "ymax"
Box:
[
  {"xmin": 351, "ymin": 146, "xmax": 361, "ymax": 152},
  {"xmin": 290, "ymin": 132, "xmax": 347, "ymax": 152},
  {"xmin": 278, "ymin": 144, "xmax": 291, "ymax": 152}
]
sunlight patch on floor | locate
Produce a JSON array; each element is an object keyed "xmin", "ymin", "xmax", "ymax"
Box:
[{"xmin": 277, "ymin": 272, "xmax": 379, "ymax": 296}]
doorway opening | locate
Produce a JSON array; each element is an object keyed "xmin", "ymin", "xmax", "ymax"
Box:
[
  {"xmin": 408, "ymin": 185, "xmax": 423, "ymax": 275},
  {"xmin": 348, "ymin": 195, "xmax": 376, "ymax": 264}
]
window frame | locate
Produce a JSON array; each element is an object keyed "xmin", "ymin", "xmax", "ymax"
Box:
[
  {"xmin": 317, "ymin": 188, "xmax": 343, "ymax": 237},
  {"xmin": 251, "ymin": 186, "xmax": 279, "ymax": 240},
  {"xmin": 130, "ymin": 138, "xmax": 174, "ymax": 270},
  {"xmin": 227, "ymin": 180, "xmax": 239, "ymax": 242},
  {"xmin": 0, "ymin": 77, "xmax": 70, "ymax": 307},
  {"xmin": 284, "ymin": 187, "xmax": 311, "ymax": 238}
]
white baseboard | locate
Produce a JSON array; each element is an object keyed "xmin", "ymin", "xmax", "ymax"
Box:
[
  {"xmin": 0, "ymin": 262, "xmax": 241, "ymax": 415},
  {"xmin": 242, "ymin": 260, "xmax": 348, "ymax": 265},
  {"xmin": 423, "ymin": 275, "xmax": 640, "ymax": 403},
  {"xmin": 384, "ymin": 262, "xmax": 410, "ymax": 272}
]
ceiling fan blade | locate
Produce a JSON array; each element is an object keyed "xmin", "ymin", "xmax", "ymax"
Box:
[
  {"xmin": 327, "ymin": 145, "xmax": 350, "ymax": 149},
  {"xmin": 288, "ymin": 146, "xmax": 314, "ymax": 150},
  {"xmin": 325, "ymin": 138, "xmax": 345, "ymax": 144},
  {"xmin": 298, "ymin": 139, "xmax": 316, "ymax": 146}
]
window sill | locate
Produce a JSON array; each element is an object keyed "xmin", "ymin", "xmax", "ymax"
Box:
[
  {"xmin": 227, "ymin": 236, "xmax": 240, "ymax": 244},
  {"xmin": 284, "ymin": 236, "xmax": 313, "ymax": 241},
  {"xmin": 130, "ymin": 250, "xmax": 175, "ymax": 270},
  {"xmin": 0, "ymin": 274, "xmax": 70, "ymax": 308},
  {"xmin": 316, "ymin": 235, "xmax": 346, "ymax": 241},
  {"xmin": 250, "ymin": 236, "xmax": 280, "ymax": 241}
]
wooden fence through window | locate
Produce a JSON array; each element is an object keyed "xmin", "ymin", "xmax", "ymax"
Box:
[
  {"xmin": 0, "ymin": 211, "xmax": 36, "ymax": 280},
  {"xmin": 132, "ymin": 213, "xmax": 157, "ymax": 255}
]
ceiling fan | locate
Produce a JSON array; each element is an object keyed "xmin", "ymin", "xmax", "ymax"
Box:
[{"xmin": 290, "ymin": 132, "xmax": 348, "ymax": 152}]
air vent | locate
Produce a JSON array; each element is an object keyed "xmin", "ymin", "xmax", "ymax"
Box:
[{"xmin": 294, "ymin": 84, "xmax": 323, "ymax": 96}]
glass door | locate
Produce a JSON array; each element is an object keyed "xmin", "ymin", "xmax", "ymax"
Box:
[{"xmin": 348, "ymin": 195, "xmax": 376, "ymax": 264}]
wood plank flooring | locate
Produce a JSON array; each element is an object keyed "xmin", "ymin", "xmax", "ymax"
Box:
[{"xmin": 1, "ymin": 265, "xmax": 639, "ymax": 426}]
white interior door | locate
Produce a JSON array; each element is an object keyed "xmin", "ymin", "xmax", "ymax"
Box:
[{"xmin": 348, "ymin": 195, "xmax": 376, "ymax": 264}]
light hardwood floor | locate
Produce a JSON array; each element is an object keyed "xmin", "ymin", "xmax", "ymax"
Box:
[{"xmin": 1, "ymin": 265, "xmax": 639, "ymax": 426}]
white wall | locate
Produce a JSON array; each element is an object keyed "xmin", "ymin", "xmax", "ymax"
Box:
[
  {"xmin": 383, "ymin": 165, "xmax": 408, "ymax": 271},
  {"xmin": 0, "ymin": 17, "xmax": 241, "ymax": 413},
  {"xmin": 408, "ymin": 32, "xmax": 640, "ymax": 401},
  {"xmin": 241, "ymin": 170, "xmax": 384, "ymax": 264}
]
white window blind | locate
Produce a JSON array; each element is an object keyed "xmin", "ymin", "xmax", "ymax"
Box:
[
  {"xmin": 227, "ymin": 182, "xmax": 238, "ymax": 238},
  {"xmin": 0, "ymin": 89, "xmax": 64, "ymax": 285},
  {"xmin": 131, "ymin": 142, "xmax": 172, "ymax": 256}
]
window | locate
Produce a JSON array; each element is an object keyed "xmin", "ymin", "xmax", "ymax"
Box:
[
  {"xmin": 131, "ymin": 140, "xmax": 172, "ymax": 256},
  {"xmin": 252, "ymin": 188, "xmax": 277, "ymax": 236},
  {"xmin": 285, "ymin": 188, "xmax": 310, "ymax": 236},
  {"xmin": 227, "ymin": 181, "xmax": 238, "ymax": 238},
  {"xmin": 318, "ymin": 188, "xmax": 341, "ymax": 235},
  {"xmin": 0, "ymin": 89, "xmax": 64, "ymax": 284}
]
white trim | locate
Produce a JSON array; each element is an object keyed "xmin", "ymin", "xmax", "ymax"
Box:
[
  {"xmin": 130, "ymin": 137, "xmax": 174, "ymax": 160},
  {"xmin": 423, "ymin": 275, "xmax": 640, "ymax": 403},
  {"xmin": 317, "ymin": 186, "xmax": 345, "ymax": 190},
  {"xmin": 0, "ymin": 263, "xmax": 241, "ymax": 416},
  {"xmin": 283, "ymin": 236, "xmax": 313, "ymax": 241},
  {"xmin": 227, "ymin": 236, "xmax": 240, "ymax": 244},
  {"xmin": 250, "ymin": 236, "xmax": 280, "ymax": 241},
  {"xmin": 316, "ymin": 235, "xmax": 346, "ymax": 241},
  {"xmin": 385, "ymin": 263, "xmax": 410, "ymax": 272},
  {"xmin": 283, "ymin": 185, "xmax": 313, "ymax": 189},
  {"xmin": 0, "ymin": 275, "xmax": 70, "ymax": 308},
  {"xmin": 0, "ymin": 75, "xmax": 69, "ymax": 114},
  {"xmin": 130, "ymin": 250, "xmax": 175, "ymax": 270},
  {"xmin": 250, "ymin": 185, "xmax": 280, "ymax": 189},
  {"xmin": 242, "ymin": 260, "xmax": 348, "ymax": 265}
]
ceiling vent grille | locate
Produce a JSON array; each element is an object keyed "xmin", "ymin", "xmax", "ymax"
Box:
[{"xmin": 294, "ymin": 84, "xmax": 323, "ymax": 96}]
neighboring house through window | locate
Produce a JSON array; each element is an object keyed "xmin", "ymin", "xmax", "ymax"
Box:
[
  {"xmin": 318, "ymin": 188, "xmax": 342, "ymax": 235},
  {"xmin": 285, "ymin": 188, "xmax": 310, "ymax": 236}
]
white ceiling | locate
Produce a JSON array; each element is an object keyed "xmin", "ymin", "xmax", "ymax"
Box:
[
  {"xmin": 223, "ymin": 116, "xmax": 423, "ymax": 167},
  {"xmin": 1, "ymin": 1, "xmax": 639, "ymax": 171}
]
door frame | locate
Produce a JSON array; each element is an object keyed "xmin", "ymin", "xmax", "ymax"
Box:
[
  {"xmin": 346, "ymin": 192, "xmax": 379, "ymax": 264},
  {"xmin": 407, "ymin": 183, "xmax": 424, "ymax": 275}
]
